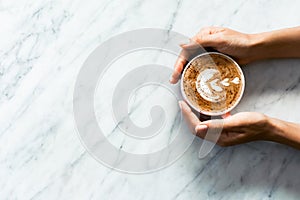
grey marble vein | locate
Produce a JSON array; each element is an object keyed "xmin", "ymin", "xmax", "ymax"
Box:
[{"xmin": 1, "ymin": 0, "xmax": 300, "ymax": 199}]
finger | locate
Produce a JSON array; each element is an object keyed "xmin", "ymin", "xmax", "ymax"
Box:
[
  {"xmin": 180, "ymin": 26, "xmax": 225, "ymax": 50},
  {"xmin": 200, "ymin": 117, "xmax": 242, "ymax": 133},
  {"xmin": 171, "ymin": 36, "xmax": 205, "ymax": 84},
  {"xmin": 179, "ymin": 38, "xmax": 201, "ymax": 50},
  {"xmin": 171, "ymin": 43, "xmax": 199, "ymax": 84},
  {"xmin": 198, "ymin": 26, "xmax": 225, "ymax": 35},
  {"xmin": 196, "ymin": 119, "xmax": 224, "ymax": 142},
  {"xmin": 196, "ymin": 113, "xmax": 255, "ymax": 146},
  {"xmin": 179, "ymin": 101, "xmax": 205, "ymax": 135},
  {"xmin": 179, "ymin": 36, "xmax": 215, "ymax": 51},
  {"xmin": 171, "ymin": 39, "xmax": 204, "ymax": 84},
  {"xmin": 170, "ymin": 27, "xmax": 224, "ymax": 84},
  {"xmin": 195, "ymin": 124, "xmax": 208, "ymax": 139},
  {"xmin": 195, "ymin": 32, "xmax": 220, "ymax": 47},
  {"xmin": 200, "ymin": 119, "xmax": 224, "ymax": 129},
  {"xmin": 170, "ymin": 51, "xmax": 186, "ymax": 84},
  {"xmin": 192, "ymin": 27, "xmax": 226, "ymax": 48}
]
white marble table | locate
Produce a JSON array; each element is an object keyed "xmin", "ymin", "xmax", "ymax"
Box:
[{"xmin": 1, "ymin": 0, "xmax": 300, "ymax": 199}]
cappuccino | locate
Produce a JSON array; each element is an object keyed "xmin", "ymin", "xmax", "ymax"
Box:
[{"xmin": 181, "ymin": 52, "xmax": 244, "ymax": 115}]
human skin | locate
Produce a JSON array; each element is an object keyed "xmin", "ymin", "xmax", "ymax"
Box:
[{"xmin": 171, "ymin": 26, "xmax": 300, "ymax": 149}]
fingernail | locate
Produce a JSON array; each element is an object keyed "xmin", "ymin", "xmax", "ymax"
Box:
[
  {"xmin": 169, "ymin": 75, "xmax": 175, "ymax": 83},
  {"xmin": 179, "ymin": 38, "xmax": 191, "ymax": 46},
  {"xmin": 179, "ymin": 43, "xmax": 188, "ymax": 48},
  {"xmin": 195, "ymin": 125, "xmax": 208, "ymax": 132}
]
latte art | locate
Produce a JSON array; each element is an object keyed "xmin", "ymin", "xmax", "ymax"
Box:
[
  {"xmin": 196, "ymin": 69, "xmax": 226, "ymax": 102},
  {"xmin": 195, "ymin": 68, "xmax": 241, "ymax": 103},
  {"xmin": 231, "ymin": 77, "xmax": 240, "ymax": 84},
  {"xmin": 182, "ymin": 53, "xmax": 244, "ymax": 115}
]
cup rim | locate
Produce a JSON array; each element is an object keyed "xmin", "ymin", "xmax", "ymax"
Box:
[{"xmin": 180, "ymin": 52, "xmax": 245, "ymax": 116}]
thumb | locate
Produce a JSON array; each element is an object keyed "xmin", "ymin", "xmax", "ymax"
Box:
[
  {"xmin": 195, "ymin": 124, "xmax": 208, "ymax": 138},
  {"xmin": 179, "ymin": 101, "xmax": 201, "ymax": 134},
  {"xmin": 196, "ymin": 119, "xmax": 225, "ymax": 143},
  {"xmin": 201, "ymin": 119, "xmax": 226, "ymax": 129},
  {"xmin": 181, "ymin": 34, "xmax": 218, "ymax": 49},
  {"xmin": 180, "ymin": 39, "xmax": 202, "ymax": 49}
]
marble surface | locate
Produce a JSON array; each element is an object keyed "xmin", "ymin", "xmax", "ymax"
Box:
[{"xmin": 1, "ymin": 0, "xmax": 300, "ymax": 199}]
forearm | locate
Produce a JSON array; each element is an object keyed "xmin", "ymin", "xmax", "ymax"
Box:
[
  {"xmin": 248, "ymin": 27, "xmax": 300, "ymax": 62},
  {"xmin": 267, "ymin": 117, "xmax": 300, "ymax": 149}
]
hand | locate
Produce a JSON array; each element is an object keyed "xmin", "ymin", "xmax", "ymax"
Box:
[
  {"xmin": 172, "ymin": 26, "xmax": 300, "ymax": 149},
  {"xmin": 170, "ymin": 27, "xmax": 255, "ymax": 84},
  {"xmin": 178, "ymin": 101, "xmax": 273, "ymax": 147}
]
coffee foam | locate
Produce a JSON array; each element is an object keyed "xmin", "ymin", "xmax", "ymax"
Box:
[
  {"xmin": 196, "ymin": 68, "xmax": 226, "ymax": 102},
  {"xmin": 182, "ymin": 53, "xmax": 244, "ymax": 114}
]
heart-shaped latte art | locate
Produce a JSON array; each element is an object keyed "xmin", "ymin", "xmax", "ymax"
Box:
[
  {"xmin": 196, "ymin": 69, "xmax": 241, "ymax": 103},
  {"xmin": 231, "ymin": 77, "xmax": 240, "ymax": 84},
  {"xmin": 220, "ymin": 78, "xmax": 229, "ymax": 86}
]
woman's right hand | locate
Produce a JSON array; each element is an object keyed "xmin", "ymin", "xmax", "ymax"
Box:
[{"xmin": 170, "ymin": 27, "xmax": 257, "ymax": 84}]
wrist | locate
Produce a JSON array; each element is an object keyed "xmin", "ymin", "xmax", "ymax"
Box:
[
  {"xmin": 266, "ymin": 117, "xmax": 300, "ymax": 149},
  {"xmin": 265, "ymin": 117, "xmax": 286, "ymax": 142},
  {"xmin": 246, "ymin": 33, "xmax": 270, "ymax": 62}
]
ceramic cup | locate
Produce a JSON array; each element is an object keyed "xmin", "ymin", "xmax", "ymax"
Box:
[{"xmin": 180, "ymin": 52, "xmax": 245, "ymax": 117}]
